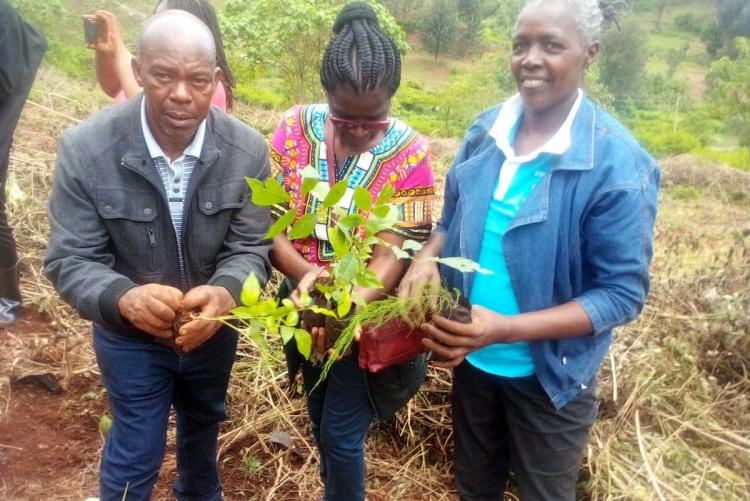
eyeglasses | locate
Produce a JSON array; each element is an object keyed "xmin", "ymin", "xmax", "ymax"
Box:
[{"xmin": 329, "ymin": 114, "xmax": 390, "ymax": 132}]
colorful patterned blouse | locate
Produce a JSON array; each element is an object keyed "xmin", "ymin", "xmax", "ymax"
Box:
[{"xmin": 270, "ymin": 104, "xmax": 435, "ymax": 266}]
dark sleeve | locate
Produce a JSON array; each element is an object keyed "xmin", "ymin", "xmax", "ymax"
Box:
[
  {"xmin": 208, "ymin": 132, "xmax": 273, "ymax": 301},
  {"xmin": 0, "ymin": 1, "xmax": 46, "ymax": 101},
  {"xmin": 43, "ymin": 133, "xmax": 136, "ymax": 326}
]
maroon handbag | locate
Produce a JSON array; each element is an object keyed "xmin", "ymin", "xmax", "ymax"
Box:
[{"xmin": 358, "ymin": 318, "xmax": 428, "ymax": 373}]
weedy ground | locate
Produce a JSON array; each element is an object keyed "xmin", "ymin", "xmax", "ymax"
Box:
[{"xmin": 0, "ymin": 68, "xmax": 748, "ymax": 500}]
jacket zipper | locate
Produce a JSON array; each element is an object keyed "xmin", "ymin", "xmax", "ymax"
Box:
[{"xmin": 147, "ymin": 226, "xmax": 157, "ymax": 271}]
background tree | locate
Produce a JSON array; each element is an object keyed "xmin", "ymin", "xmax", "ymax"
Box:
[
  {"xmin": 655, "ymin": 0, "xmax": 671, "ymax": 31},
  {"xmin": 716, "ymin": 0, "xmax": 750, "ymax": 39},
  {"xmin": 221, "ymin": 0, "xmax": 406, "ymax": 103},
  {"xmin": 702, "ymin": 21, "xmax": 724, "ymax": 57},
  {"xmin": 419, "ymin": 0, "xmax": 459, "ymax": 61},
  {"xmin": 599, "ymin": 19, "xmax": 647, "ymax": 110},
  {"xmin": 665, "ymin": 42, "xmax": 690, "ymax": 78},
  {"xmin": 456, "ymin": 0, "xmax": 499, "ymax": 55},
  {"xmin": 706, "ymin": 37, "xmax": 750, "ymax": 146}
]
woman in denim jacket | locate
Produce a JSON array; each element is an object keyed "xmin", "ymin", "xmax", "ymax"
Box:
[{"xmin": 400, "ymin": 0, "xmax": 659, "ymax": 499}]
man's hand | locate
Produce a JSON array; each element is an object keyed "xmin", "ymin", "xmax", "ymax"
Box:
[
  {"xmin": 176, "ymin": 285, "xmax": 236, "ymax": 353},
  {"xmin": 420, "ymin": 305, "xmax": 511, "ymax": 368},
  {"xmin": 118, "ymin": 284, "xmax": 183, "ymax": 338}
]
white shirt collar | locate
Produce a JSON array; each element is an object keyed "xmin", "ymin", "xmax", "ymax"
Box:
[
  {"xmin": 488, "ymin": 89, "xmax": 583, "ymax": 163},
  {"xmin": 140, "ymin": 97, "xmax": 206, "ymax": 162}
]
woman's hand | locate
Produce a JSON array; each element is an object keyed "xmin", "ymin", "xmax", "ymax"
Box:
[
  {"xmin": 398, "ymin": 259, "xmax": 440, "ymax": 326},
  {"xmin": 85, "ymin": 10, "xmax": 124, "ymax": 56},
  {"xmin": 290, "ymin": 266, "xmax": 329, "ymax": 309},
  {"xmin": 398, "ymin": 258, "xmax": 440, "ymax": 299},
  {"xmin": 420, "ymin": 305, "xmax": 512, "ymax": 368}
]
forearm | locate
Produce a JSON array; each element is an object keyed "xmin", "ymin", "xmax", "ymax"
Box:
[
  {"xmin": 356, "ymin": 232, "xmax": 406, "ymax": 303},
  {"xmin": 414, "ymin": 231, "xmax": 446, "ymax": 260},
  {"xmin": 94, "ymin": 49, "xmax": 123, "ymax": 97},
  {"xmin": 270, "ymin": 234, "xmax": 318, "ymax": 283},
  {"xmin": 117, "ymin": 48, "xmax": 141, "ymax": 98},
  {"xmin": 498, "ymin": 301, "xmax": 593, "ymax": 343}
]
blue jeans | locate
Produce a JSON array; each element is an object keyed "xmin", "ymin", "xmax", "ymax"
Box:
[
  {"xmin": 93, "ymin": 324, "xmax": 238, "ymax": 501},
  {"xmin": 303, "ymin": 350, "xmax": 375, "ymax": 501}
]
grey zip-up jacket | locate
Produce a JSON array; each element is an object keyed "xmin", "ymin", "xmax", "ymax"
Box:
[{"xmin": 44, "ymin": 96, "xmax": 272, "ymax": 333}]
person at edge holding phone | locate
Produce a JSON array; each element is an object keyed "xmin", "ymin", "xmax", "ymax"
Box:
[
  {"xmin": 84, "ymin": 0, "xmax": 233, "ymax": 111},
  {"xmin": 399, "ymin": 0, "xmax": 659, "ymax": 499}
]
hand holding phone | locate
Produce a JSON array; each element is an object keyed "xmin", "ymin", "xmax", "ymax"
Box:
[{"xmin": 83, "ymin": 16, "xmax": 98, "ymax": 46}]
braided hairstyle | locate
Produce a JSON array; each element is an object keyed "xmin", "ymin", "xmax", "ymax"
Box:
[
  {"xmin": 320, "ymin": 2, "xmax": 401, "ymax": 97},
  {"xmin": 154, "ymin": 0, "xmax": 235, "ymax": 109},
  {"xmin": 519, "ymin": 0, "xmax": 624, "ymax": 45}
]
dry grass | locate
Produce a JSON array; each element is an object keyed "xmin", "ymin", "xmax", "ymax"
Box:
[{"xmin": 1, "ymin": 66, "xmax": 749, "ymax": 500}]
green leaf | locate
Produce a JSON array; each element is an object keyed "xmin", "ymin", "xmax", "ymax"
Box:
[
  {"xmin": 375, "ymin": 183, "xmax": 395, "ymax": 206},
  {"xmin": 289, "ymin": 213, "xmax": 317, "ymax": 240},
  {"xmin": 300, "ymin": 166, "xmax": 320, "ymax": 196},
  {"xmin": 99, "ymin": 414, "xmax": 112, "ymax": 436},
  {"xmin": 335, "ymin": 252, "xmax": 359, "ymax": 283},
  {"xmin": 280, "ymin": 325, "xmax": 295, "ymax": 345},
  {"xmin": 389, "ymin": 245, "xmax": 410, "ymax": 260},
  {"xmin": 351, "ymin": 290, "xmax": 367, "ymax": 307},
  {"xmin": 433, "ymin": 256, "xmax": 494, "ymax": 275},
  {"xmin": 337, "ymin": 288, "xmax": 352, "ymax": 317},
  {"xmin": 311, "ymin": 182, "xmax": 330, "ymax": 201},
  {"xmin": 323, "ymin": 178, "xmax": 348, "ymax": 208},
  {"xmin": 294, "ymin": 329, "xmax": 313, "ymax": 359},
  {"xmin": 402, "ymin": 240, "xmax": 424, "ymax": 253},
  {"xmin": 247, "ymin": 177, "xmax": 290, "ymax": 206},
  {"xmin": 353, "ymin": 186, "xmax": 372, "ymax": 211},
  {"xmin": 354, "ymin": 268, "xmax": 382, "ymax": 289},
  {"xmin": 229, "ymin": 306, "xmax": 256, "ymax": 319},
  {"xmin": 265, "ymin": 209, "xmax": 296, "ymax": 239},
  {"xmin": 240, "ymin": 273, "xmax": 262, "ymax": 306},
  {"xmin": 329, "ymin": 226, "xmax": 349, "ymax": 258},
  {"xmin": 366, "ymin": 205, "xmax": 398, "ymax": 235},
  {"xmin": 284, "ymin": 309, "xmax": 299, "ymax": 327},
  {"xmin": 338, "ymin": 214, "xmax": 365, "ymax": 231},
  {"xmin": 301, "ymin": 177, "xmax": 320, "ymax": 196},
  {"xmin": 373, "ymin": 205, "xmax": 391, "ymax": 218},
  {"xmin": 309, "ymin": 305, "xmax": 337, "ymax": 318}
]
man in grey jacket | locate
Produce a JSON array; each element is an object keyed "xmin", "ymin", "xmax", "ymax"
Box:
[{"xmin": 45, "ymin": 11, "xmax": 270, "ymax": 501}]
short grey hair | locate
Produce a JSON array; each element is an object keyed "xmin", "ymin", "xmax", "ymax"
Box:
[{"xmin": 518, "ymin": 0, "xmax": 614, "ymax": 45}]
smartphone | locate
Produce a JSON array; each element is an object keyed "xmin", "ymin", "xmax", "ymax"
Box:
[{"xmin": 83, "ymin": 17, "xmax": 97, "ymax": 45}]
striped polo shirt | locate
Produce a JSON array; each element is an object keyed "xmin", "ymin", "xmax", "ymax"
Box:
[{"xmin": 140, "ymin": 98, "xmax": 206, "ymax": 285}]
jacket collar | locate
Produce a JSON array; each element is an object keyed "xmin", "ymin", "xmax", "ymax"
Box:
[
  {"xmin": 121, "ymin": 95, "xmax": 221, "ymax": 181},
  {"xmin": 453, "ymin": 96, "xmax": 598, "ymax": 268}
]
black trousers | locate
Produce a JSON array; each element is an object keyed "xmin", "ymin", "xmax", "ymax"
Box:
[
  {"xmin": 0, "ymin": 153, "xmax": 16, "ymax": 268},
  {"xmin": 452, "ymin": 361, "xmax": 597, "ymax": 501}
]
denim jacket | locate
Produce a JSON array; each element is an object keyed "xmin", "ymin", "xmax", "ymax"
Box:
[{"xmin": 436, "ymin": 97, "xmax": 660, "ymax": 408}]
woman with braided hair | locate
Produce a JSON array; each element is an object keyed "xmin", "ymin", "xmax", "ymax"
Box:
[
  {"xmin": 86, "ymin": 0, "xmax": 234, "ymax": 110},
  {"xmin": 399, "ymin": 0, "xmax": 659, "ymax": 498},
  {"xmin": 269, "ymin": 3, "xmax": 434, "ymax": 499}
]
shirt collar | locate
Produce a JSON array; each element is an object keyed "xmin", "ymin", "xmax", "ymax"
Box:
[
  {"xmin": 488, "ymin": 88, "xmax": 583, "ymax": 163},
  {"xmin": 140, "ymin": 97, "xmax": 206, "ymax": 162}
]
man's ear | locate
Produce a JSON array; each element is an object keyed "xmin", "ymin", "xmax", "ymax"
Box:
[{"xmin": 132, "ymin": 57, "xmax": 144, "ymax": 87}]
